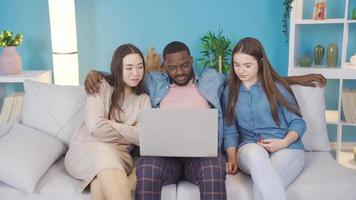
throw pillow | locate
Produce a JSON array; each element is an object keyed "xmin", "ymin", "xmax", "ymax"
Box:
[
  {"xmin": 22, "ymin": 80, "xmax": 86, "ymax": 147},
  {"xmin": 0, "ymin": 122, "xmax": 65, "ymax": 193},
  {"xmin": 291, "ymin": 85, "xmax": 331, "ymax": 151}
]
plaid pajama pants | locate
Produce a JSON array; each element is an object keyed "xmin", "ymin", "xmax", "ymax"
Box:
[{"xmin": 135, "ymin": 153, "xmax": 226, "ymax": 200}]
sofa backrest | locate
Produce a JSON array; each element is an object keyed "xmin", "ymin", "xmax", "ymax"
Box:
[
  {"xmin": 20, "ymin": 80, "xmax": 330, "ymax": 152},
  {"xmin": 22, "ymin": 80, "xmax": 86, "ymax": 147},
  {"xmin": 291, "ymin": 85, "xmax": 331, "ymax": 152}
]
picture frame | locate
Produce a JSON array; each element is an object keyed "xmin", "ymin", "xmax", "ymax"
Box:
[{"xmin": 313, "ymin": 0, "xmax": 326, "ymax": 20}]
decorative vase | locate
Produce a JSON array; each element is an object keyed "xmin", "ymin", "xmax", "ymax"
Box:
[
  {"xmin": 314, "ymin": 44, "xmax": 324, "ymax": 65},
  {"xmin": 326, "ymin": 43, "xmax": 338, "ymax": 68},
  {"xmin": 350, "ymin": 53, "xmax": 356, "ymax": 66},
  {"xmin": 299, "ymin": 55, "xmax": 312, "ymax": 67},
  {"xmin": 0, "ymin": 47, "xmax": 22, "ymax": 75}
]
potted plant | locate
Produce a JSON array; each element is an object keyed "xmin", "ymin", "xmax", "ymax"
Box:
[
  {"xmin": 197, "ymin": 30, "xmax": 232, "ymax": 73},
  {"xmin": 283, "ymin": 0, "xmax": 294, "ymax": 43},
  {"xmin": 0, "ymin": 30, "xmax": 24, "ymax": 75}
]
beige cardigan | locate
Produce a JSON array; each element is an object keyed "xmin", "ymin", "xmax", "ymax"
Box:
[{"xmin": 70, "ymin": 80, "xmax": 151, "ymax": 147}]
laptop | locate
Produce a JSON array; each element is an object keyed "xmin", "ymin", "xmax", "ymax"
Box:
[{"xmin": 139, "ymin": 108, "xmax": 218, "ymax": 157}]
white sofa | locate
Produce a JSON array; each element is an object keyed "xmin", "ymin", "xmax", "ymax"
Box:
[{"xmin": 0, "ymin": 80, "xmax": 356, "ymax": 200}]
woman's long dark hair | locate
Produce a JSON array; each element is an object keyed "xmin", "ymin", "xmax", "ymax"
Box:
[
  {"xmin": 104, "ymin": 44, "xmax": 145, "ymax": 122},
  {"xmin": 226, "ymin": 37, "xmax": 301, "ymax": 126}
]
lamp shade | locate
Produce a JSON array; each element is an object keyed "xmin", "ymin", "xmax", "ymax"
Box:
[
  {"xmin": 48, "ymin": 0, "xmax": 79, "ymax": 85},
  {"xmin": 48, "ymin": 0, "xmax": 78, "ymax": 53},
  {"xmin": 52, "ymin": 54, "xmax": 79, "ymax": 86}
]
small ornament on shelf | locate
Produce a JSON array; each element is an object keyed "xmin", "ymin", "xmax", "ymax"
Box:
[
  {"xmin": 313, "ymin": 0, "xmax": 326, "ymax": 20},
  {"xmin": 299, "ymin": 55, "xmax": 312, "ymax": 67},
  {"xmin": 314, "ymin": 44, "xmax": 324, "ymax": 65},
  {"xmin": 326, "ymin": 43, "xmax": 338, "ymax": 68}
]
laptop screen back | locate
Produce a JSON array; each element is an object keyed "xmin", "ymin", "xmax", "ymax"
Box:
[{"xmin": 139, "ymin": 108, "xmax": 218, "ymax": 157}]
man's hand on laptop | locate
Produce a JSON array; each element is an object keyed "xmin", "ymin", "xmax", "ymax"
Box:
[
  {"xmin": 226, "ymin": 147, "xmax": 238, "ymax": 175},
  {"xmin": 85, "ymin": 70, "xmax": 103, "ymax": 96}
]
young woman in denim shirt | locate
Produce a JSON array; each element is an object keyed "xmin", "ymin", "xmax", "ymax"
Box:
[{"xmin": 223, "ymin": 37, "xmax": 306, "ymax": 200}]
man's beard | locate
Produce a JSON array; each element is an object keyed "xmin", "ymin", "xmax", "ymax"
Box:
[{"xmin": 170, "ymin": 72, "xmax": 194, "ymax": 86}]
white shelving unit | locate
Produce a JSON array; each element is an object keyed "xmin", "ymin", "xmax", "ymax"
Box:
[
  {"xmin": 288, "ymin": 0, "xmax": 356, "ymax": 170},
  {"xmin": 0, "ymin": 70, "xmax": 52, "ymax": 83}
]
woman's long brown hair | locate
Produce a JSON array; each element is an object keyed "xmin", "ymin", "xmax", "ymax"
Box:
[
  {"xmin": 104, "ymin": 44, "xmax": 146, "ymax": 122},
  {"xmin": 226, "ymin": 37, "xmax": 301, "ymax": 126}
]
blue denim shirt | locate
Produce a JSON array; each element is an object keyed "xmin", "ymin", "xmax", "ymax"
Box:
[
  {"xmin": 222, "ymin": 81, "xmax": 306, "ymax": 150},
  {"xmin": 143, "ymin": 67, "xmax": 225, "ymax": 149}
]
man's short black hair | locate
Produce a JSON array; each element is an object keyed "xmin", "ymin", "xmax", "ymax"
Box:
[{"xmin": 162, "ymin": 41, "xmax": 191, "ymax": 60}]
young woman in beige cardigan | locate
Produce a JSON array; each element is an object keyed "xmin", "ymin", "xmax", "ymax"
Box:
[{"xmin": 64, "ymin": 44, "xmax": 151, "ymax": 200}]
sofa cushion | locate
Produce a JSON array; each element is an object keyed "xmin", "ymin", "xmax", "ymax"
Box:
[
  {"xmin": 287, "ymin": 152, "xmax": 356, "ymax": 200},
  {"xmin": 0, "ymin": 181, "xmax": 89, "ymax": 200},
  {"xmin": 291, "ymin": 85, "xmax": 331, "ymax": 151},
  {"xmin": 225, "ymin": 171, "xmax": 253, "ymax": 199},
  {"xmin": 0, "ymin": 123, "xmax": 65, "ymax": 193},
  {"xmin": 0, "ymin": 156, "xmax": 176, "ymax": 200},
  {"xmin": 177, "ymin": 152, "xmax": 356, "ymax": 200},
  {"xmin": 0, "ymin": 156, "xmax": 89, "ymax": 200},
  {"xmin": 161, "ymin": 184, "xmax": 177, "ymax": 200},
  {"xmin": 22, "ymin": 80, "xmax": 86, "ymax": 147},
  {"xmin": 35, "ymin": 157, "xmax": 82, "ymax": 194},
  {"xmin": 36, "ymin": 157, "xmax": 176, "ymax": 200},
  {"xmin": 38, "ymin": 157, "xmax": 177, "ymax": 200},
  {"xmin": 0, "ymin": 118, "xmax": 19, "ymax": 138}
]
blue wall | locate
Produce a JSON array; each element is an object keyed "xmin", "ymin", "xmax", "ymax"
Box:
[
  {"xmin": 1, "ymin": 0, "xmax": 289, "ymax": 83},
  {"xmin": 0, "ymin": 0, "xmax": 52, "ymax": 71},
  {"xmin": 75, "ymin": 0, "xmax": 290, "ymax": 82}
]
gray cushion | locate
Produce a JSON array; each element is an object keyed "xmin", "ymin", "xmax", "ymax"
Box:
[
  {"xmin": 0, "ymin": 123, "xmax": 65, "ymax": 193},
  {"xmin": 0, "ymin": 157, "xmax": 176, "ymax": 200},
  {"xmin": 176, "ymin": 152, "xmax": 356, "ymax": 200},
  {"xmin": 291, "ymin": 85, "xmax": 331, "ymax": 152},
  {"xmin": 287, "ymin": 152, "xmax": 356, "ymax": 200},
  {"xmin": 22, "ymin": 80, "xmax": 86, "ymax": 147}
]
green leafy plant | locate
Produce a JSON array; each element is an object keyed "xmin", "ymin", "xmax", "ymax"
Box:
[
  {"xmin": 282, "ymin": 0, "xmax": 294, "ymax": 43},
  {"xmin": 0, "ymin": 30, "xmax": 23, "ymax": 47},
  {"xmin": 197, "ymin": 30, "xmax": 232, "ymax": 73}
]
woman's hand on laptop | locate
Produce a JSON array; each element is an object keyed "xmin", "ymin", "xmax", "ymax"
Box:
[{"xmin": 226, "ymin": 147, "xmax": 238, "ymax": 175}]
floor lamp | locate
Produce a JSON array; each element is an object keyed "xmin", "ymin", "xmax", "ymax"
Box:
[{"xmin": 48, "ymin": 0, "xmax": 79, "ymax": 86}]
